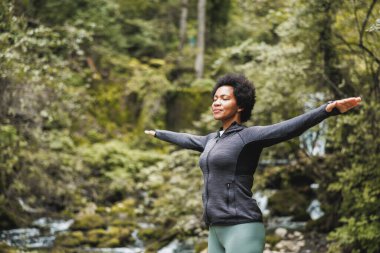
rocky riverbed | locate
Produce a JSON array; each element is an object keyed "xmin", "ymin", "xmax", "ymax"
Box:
[
  {"xmin": 264, "ymin": 228, "xmax": 328, "ymax": 253},
  {"xmin": 0, "ymin": 189, "xmax": 329, "ymax": 252}
]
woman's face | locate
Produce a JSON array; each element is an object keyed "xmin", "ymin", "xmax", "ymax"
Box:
[{"xmin": 212, "ymin": 85, "xmax": 242, "ymax": 122}]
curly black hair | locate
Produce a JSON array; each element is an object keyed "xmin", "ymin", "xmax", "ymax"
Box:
[{"xmin": 211, "ymin": 73, "xmax": 256, "ymax": 123}]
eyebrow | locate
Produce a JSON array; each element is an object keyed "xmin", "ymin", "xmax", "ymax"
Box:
[{"xmin": 213, "ymin": 94, "xmax": 230, "ymax": 98}]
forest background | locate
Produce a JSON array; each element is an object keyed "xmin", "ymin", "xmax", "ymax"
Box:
[{"xmin": 0, "ymin": 0, "xmax": 379, "ymax": 252}]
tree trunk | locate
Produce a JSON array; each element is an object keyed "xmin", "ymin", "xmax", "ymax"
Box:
[
  {"xmin": 319, "ymin": 1, "xmax": 355, "ymax": 98},
  {"xmin": 195, "ymin": 0, "xmax": 206, "ymax": 79},
  {"xmin": 179, "ymin": 0, "xmax": 188, "ymax": 53}
]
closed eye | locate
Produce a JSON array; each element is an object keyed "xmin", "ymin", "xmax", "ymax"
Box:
[{"xmin": 213, "ymin": 97, "xmax": 230, "ymax": 101}]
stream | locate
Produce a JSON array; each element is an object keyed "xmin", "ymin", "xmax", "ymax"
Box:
[
  {"xmin": 0, "ymin": 218, "xmax": 145, "ymax": 253},
  {"xmin": 0, "ymin": 186, "xmax": 325, "ymax": 252}
]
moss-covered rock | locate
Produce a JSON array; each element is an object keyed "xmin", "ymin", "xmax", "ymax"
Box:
[
  {"xmin": 87, "ymin": 229, "xmax": 107, "ymax": 246},
  {"xmin": 144, "ymin": 239, "xmax": 176, "ymax": 253},
  {"xmin": 109, "ymin": 217, "xmax": 136, "ymax": 227},
  {"xmin": 266, "ymin": 233, "xmax": 282, "ymax": 247},
  {"xmin": 194, "ymin": 240, "xmax": 208, "ymax": 253},
  {"xmin": 0, "ymin": 242, "xmax": 18, "ymax": 253},
  {"xmin": 71, "ymin": 214, "xmax": 107, "ymax": 230},
  {"xmin": 113, "ymin": 227, "xmax": 134, "ymax": 244},
  {"xmin": 55, "ymin": 231, "xmax": 85, "ymax": 248},
  {"xmin": 84, "ymin": 226, "xmax": 134, "ymax": 247},
  {"xmin": 110, "ymin": 198, "xmax": 136, "ymax": 217},
  {"xmin": 97, "ymin": 237, "xmax": 120, "ymax": 248},
  {"xmin": 139, "ymin": 228, "xmax": 177, "ymax": 253},
  {"xmin": 55, "ymin": 200, "xmax": 137, "ymax": 249},
  {"xmin": 0, "ymin": 199, "xmax": 30, "ymax": 229},
  {"xmin": 138, "ymin": 227, "xmax": 164, "ymax": 242}
]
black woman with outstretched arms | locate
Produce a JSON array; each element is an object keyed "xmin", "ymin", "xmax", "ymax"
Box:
[{"xmin": 145, "ymin": 73, "xmax": 361, "ymax": 253}]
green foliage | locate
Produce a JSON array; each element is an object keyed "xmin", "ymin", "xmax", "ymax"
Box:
[
  {"xmin": 367, "ymin": 18, "xmax": 380, "ymax": 32},
  {"xmin": 328, "ymin": 216, "xmax": 380, "ymax": 253},
  {"xmin": 0, "ymin": 125, "xmax": 21, "ymax": 177},
  {"xmin": 140, "ymin": 149, "xmax": 205, "ymax": 237},
  {"xmin": 268, "ymin": 189, "xmax": 310, "ymax": 221},
  {"xmin": 325, "ymin": 102, "xmax": 380, "ymax": 252},
  {"xmin": 1, "ymin": 0, "xmax": 379, "ymax": 252},
  {"xmin": 79, "ymin": 140, "xmax": 163, "ymax": 202}
]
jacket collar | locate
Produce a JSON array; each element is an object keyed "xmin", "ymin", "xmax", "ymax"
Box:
[{"xmin": 216, "ymin": 121, "xmax": 246, "ymax": 138}]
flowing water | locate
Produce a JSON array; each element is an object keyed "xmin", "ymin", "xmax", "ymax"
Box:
[
  {"xmin": 254, "ymin": 186, "xmax": 325, "ymax": 231},
  {"xmin": 0, "ymin": 218, "xmax": 145, "ymax": 252},
  {"xmin": 0, "ymin": 218, "xmax": 74, "ymax": 249},
  {"xmin": 1, "ymin": 186, "xmax": 325, "ymax": 252}
]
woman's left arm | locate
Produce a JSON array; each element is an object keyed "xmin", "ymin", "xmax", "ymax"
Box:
[
  {"xmin": 145, "ymin": 129, "xmax": 210, "ymax": 152},
  {"xmin": 242, "ymin": 97, "xmax": 361, "ymax": 148}
]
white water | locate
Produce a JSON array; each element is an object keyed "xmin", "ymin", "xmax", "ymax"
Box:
[
  {"xmin": 254, "ymin": 189, "xmax": 325, "ymax": 231},
  {"xmin": 0, "ymin": 218, "xmax": 74, "ymax": 248},
  {"xmin": 83, "ymin": 247, "xmax": 144, "ymax": 253},
  {"xmin": 0, "ymin": 219, "xmax": 148, "ymax": 252},
  {"xmin": 266, "ymin": 216, "xmax": 306, "ymax": 231},
  {"xmin": 307, "ymin": 199, "xmax": 325, "ymax": 220},
  {"xmin": 157, "ymin": 239, "xmax": 180, "ymax": 253},
  {"xmin": 0, "ymin": 227, "xmax": 54, "ymax": 248},
  {"xmin": 32, "ymin": 217, "xmax": 74, "ymax": 234},
  {"xmin": 157, "ymin": 239, "xmax": 193, "ymax": 253},
  {"xmin": 253, "ymin": 190, "xmax": 275, "ymax": 216}
]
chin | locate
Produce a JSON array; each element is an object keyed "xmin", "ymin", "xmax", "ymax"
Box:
[{"xmin": 213, "ymin": 115, "xmax": 222, "ymax": 120}]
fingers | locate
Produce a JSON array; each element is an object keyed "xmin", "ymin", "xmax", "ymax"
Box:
[
  {"xmin": 335, "ymin": 97, "xmax": 362, "ymax": 113},
  {"xmin": 338, "ymin": 100, "xmax": 352, "ymax": 112},
  {"xmin": 326, "ymin": 97, "xmax": 362, "ymax": 113},
  {"xmin": 144, "ymin": 130, "xmax": 156, "ymax": 136}
]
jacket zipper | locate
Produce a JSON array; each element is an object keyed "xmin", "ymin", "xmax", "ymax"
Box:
[
  {"xmin": 205, "ymin": 137, "xmax": 219, "ymax": 225},
  {"xmin": 226, "ymin": 183, "xmax": 231, "ymax": 208}
]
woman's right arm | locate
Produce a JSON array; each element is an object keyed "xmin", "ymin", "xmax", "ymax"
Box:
[
  {"xmin": 145, "ymin": 129, "xmax": 209, "ymax": 152},
  {"xmin": 240, "ymin": 97, "xmax": 361, "ymax": 148}
]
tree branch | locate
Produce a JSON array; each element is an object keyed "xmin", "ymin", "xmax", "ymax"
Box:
[
  {"xmin": 359, "ymin": 0, "xmax": 378, "ymax": 45},
  {"xmin": 322, "ymin": 73, "xmax": 347, "ymax": 97},
  {"xmin": 350, "ymin": 0, "xmax": 380, "ymax": 64},
  {"xmin": 359, "ymin": 44, "xmax": 380, "ymax": 65},
  {"xmin": 358, "ymin": 0, "xmax": 380, "ymax": 64},
  {"xmin": 334, "ymin": 32, "xmax": 359, "ymax": 53}
]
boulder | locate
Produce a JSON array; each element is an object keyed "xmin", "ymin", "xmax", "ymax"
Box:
[{"xmin": 274, "ymin": 227, "xmax": 288, "ymax": 238}]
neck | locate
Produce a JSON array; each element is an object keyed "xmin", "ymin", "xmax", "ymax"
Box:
[{"xmin": 222, "ymin": 116, "xmax": 241, "ymax": 130}]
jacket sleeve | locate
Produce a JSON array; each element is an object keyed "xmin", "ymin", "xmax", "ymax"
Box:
[
  {"xmin": 242, "ymin": 102, "xmax": 341, "ymax": 148},
  {"xmin": 154, "ymin": 129, "xmax": 209, "ymax": 152}
]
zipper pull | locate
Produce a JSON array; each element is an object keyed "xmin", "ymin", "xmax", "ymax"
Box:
[{"xmin": 227, "ymin": 183, "xmax": 230, "ymax": 189}]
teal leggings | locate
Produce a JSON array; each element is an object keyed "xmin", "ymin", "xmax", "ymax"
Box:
[{"xmin": 208, "ymin": 222, "xmax": 265, "ymax": 253}]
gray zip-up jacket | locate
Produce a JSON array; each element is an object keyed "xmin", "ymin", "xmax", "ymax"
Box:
[{"xmin": 154, "ymin": 103, "xmax": 341, "ymax": 226}]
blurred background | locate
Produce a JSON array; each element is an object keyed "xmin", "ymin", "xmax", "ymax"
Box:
[{"xmin": 0, "ymin": 0, "xmax": 379, "ymax": 252}]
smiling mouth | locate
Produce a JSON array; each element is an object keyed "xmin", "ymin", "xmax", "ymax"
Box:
[{"xmin": 213, "ymin": 110, "xmax": 223, "ymax": 113}]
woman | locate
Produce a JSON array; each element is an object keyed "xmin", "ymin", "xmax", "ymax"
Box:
[{"xmin": 144, "ymin": 74, "xmax": 361, "ymax": 253}]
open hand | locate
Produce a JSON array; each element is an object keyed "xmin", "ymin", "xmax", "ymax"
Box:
[
  {"xmin": 144, "ymin": 130, "xmax": 156, "ymax": 136},
  {"xmin": 326, "ymin": 97, "xmax": 362, "ymax": 113}
]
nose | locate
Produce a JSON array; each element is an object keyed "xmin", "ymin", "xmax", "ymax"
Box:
[
  {"xmin": 213, "ymin": 98, "xmax": 222, "ymax": 106},
  {"xmin": 212, "ymin": 102, "xmax": 221, "ymax": 109}
]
